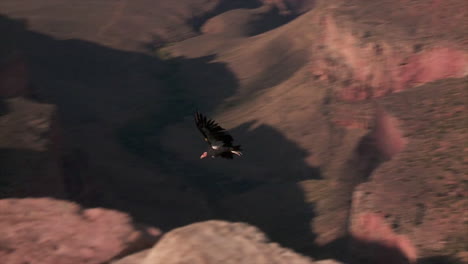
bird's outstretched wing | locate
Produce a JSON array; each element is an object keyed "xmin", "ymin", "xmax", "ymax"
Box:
[{"xmin": 195, "ymin": 111, "xmax": 233, "ymax": 148}]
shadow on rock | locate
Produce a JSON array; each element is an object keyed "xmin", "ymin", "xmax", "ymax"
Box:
[
  {"xmin": 0, "ymin": 148, "xmax": 65, "ymax": 199},
  {"xmin": 168, "ymin": 54, "xmax": 240, "ymax": 113},
  {"xmin": 0, "ymin": 14, "xmax": 235, "ymax": 230},
  {"xmin": 182, "ymin": 121, "xmax": 321, "ymax": 195},
  {"xmin": 348, "ymin": 236, "xmax": 413, "ymax": 264},
  {"xmin": 319, "ymin": 234, "xmax": 427, "ymax": 264},
  {"xmin": 247, "ymin": 5, "xmax": 299, "ymax": 36},
  {"xmin": 220, "ymin": 182, "xmax": 318, "ymax": 256},
  {"xmin": 418, "ymin": 255, "xmax": 465, "ymax": 264},
  {"xmin": 213, "ymin": 122, "xmax": 320, "ymax": 255},
  {"xmin": 0, "ymin": 99, "xmax": 7, "ymax": 116},
  {"xmin": 157, "ymin": 120, "xmax": 321, "ymax": 255}
]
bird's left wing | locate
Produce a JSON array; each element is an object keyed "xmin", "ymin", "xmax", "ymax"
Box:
[{"xmin": 194, "ymin": 111, "xmax": 233, "ymax": 147}]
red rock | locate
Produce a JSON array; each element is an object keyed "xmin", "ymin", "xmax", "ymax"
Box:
[
  {"xmin": 0, "ymin": 198, "xmax": 161, "ymax": 264},
  {"xmin": 111, "ymin": 249, "xmax": 151, "ymax": 264},
  {"xmin": 350, "ymin": 213, "xmax": 418, "ymax": 264},
  {"xmin": 350, "ymin": 80, "xmax": 467, "ymax": 262},
  {"xmin": 315, "ymin": 0, "xmax": 468, "ymax": 101},
  {"xmin": 396, "ymin": 47, "xmax": 468, "ymax": 92},
  {"xmin": 372, "ymin": 108, "xmax": 407, "ymax": 160}
]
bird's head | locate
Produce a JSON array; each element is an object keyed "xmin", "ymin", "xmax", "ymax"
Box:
[{"xmin": 200, "ymin": 152, "xmax": 208, "ymax": 159}]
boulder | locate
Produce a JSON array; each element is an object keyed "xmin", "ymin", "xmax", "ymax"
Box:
[
  {"xmin": 142, "ymin": 220, "xmax": 316, "ymax": 264},
  {"xmin": 0, "ymin": 198, "xmax": 161, "ymax": 264}
]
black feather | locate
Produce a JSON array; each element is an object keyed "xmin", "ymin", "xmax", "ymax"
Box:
[{"xmin": 194, "ymin": 111, "xmax": 234, "ymax": 147}]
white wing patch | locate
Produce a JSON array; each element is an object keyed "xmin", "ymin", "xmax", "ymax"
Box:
[
  {"xmin": 231, "ymin": 150, "xmax": 242, "ymax": 156},
  {"xmin": 211, "ymin": 145, "xmax": 220, "ymax": 150}
]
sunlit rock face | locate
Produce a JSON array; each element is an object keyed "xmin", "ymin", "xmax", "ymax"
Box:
[
  {"xmin": 141, "ymin": 220, "xmax": 317, "ymax": 264},
  {"xmin": 0, "ymin": 198, "xmax": 161, "ymax": 264}
]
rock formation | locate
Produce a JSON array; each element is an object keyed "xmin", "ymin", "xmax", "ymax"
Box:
[
  {"xmin": 141, "ymin": 220, "xmax": 318, "ymax": 264},
  {"xmin": 0, "ymin": 198, "xmax": 161, "ymax": 264}
]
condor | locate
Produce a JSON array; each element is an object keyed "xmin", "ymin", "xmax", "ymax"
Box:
[{"xmin": 195, "ymin": 111, "xmax": 242, "ymax": 159}]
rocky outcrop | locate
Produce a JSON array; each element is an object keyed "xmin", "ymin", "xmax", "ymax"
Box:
[
  {"xmin": 0, "ymin": 198, "xmax": 161, "ymax": 264},
  {"xmin": 311, "ymin": 0, "xmax": 468, "ymax": 101},
  {"xmin": 350, "ymin": 213, "xmax": 418, "ymax": 264},
  {"xmin": 111, "ymin": 249, "xmax": 151, "ymax": 264},
  {"xmin": 111, "ymin": 220, "xmax": 345, "ymax": 264},
  {"xmin": 142, "ymin": 220, "xmax": 319, "ymax": 264}
]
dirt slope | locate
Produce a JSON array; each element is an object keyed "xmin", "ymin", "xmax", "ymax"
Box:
[
  {"xmin": 349, "ymin": 78, "xmax": 467, "ymax": 264},
  {"xmin": 0, "ymin": 0, "xmax": 262, "ymax": 52}
]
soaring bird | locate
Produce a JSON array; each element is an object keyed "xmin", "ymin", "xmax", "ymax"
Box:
[{"xmin": 195, "ymin": 111, "xmax": 242, "ymax": 159}]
